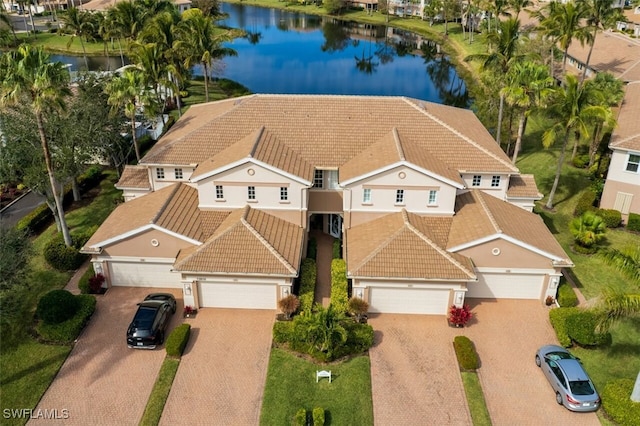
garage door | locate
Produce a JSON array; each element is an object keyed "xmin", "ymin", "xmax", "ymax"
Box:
[
  {"xmin": 369, "ymin": 287, "xmax": 450, "ymax": 315},
  {"xmin": 466, "ymin": 273, "xmax": 544, "ymax": 299},
  {"xmin": 199, "ymin": 282, "xmax": 276, "ymax": 310},
  {"xmin": 108, "ymin": 261, "xmax": 182, "ymax": 288}
]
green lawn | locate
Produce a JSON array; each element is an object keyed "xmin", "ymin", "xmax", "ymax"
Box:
[
  {"xmin": 461, "ymin": 372, "xmax": 492, "ymax": 426},
  {"xmin": 260, "ymin": 349, "xmax": 374, "ymax": 425},
  {"xmin": 16, "ymin": 32, "xmax": 124, "ymax": 56},
  {"xmin": 139, "ymin": 357, "xmax": 181, "ymax": 426}
]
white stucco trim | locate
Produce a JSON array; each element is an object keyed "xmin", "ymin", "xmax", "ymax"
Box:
[
  {"xmin": 96, "ymin": 255, "xmax": 177, "ymax": 263},
  {"xmin": 340, "ymin": 161, "xmax": 465, "ymax": 189},
  {"xmin": 191, "ymin": 158, "xmax": 311, "ymax": 186},
  {"xmin": 89, "ymin": 224, "xmax": 203, "ymax": 249},
  {"xmin": 448, "ymin": 233, "xmax": 566, "ymax": 262},
  {"xmin": 474, "ymin": 266, "xmax": 556, "ymax": 275}
]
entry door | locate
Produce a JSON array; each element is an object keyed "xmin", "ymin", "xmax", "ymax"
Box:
[{"xmin": 329, "ymin": 214, "xmax": 342, "ymax": 238}]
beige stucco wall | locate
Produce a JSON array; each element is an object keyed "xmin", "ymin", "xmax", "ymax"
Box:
[
  {"xmin": 259, "ymin": 208, "xmax": 307, "ymax": 228},
  {"xmin": 100, "ymin": 228, "xmax": 195, "ymax": 258},
  {"xmin": 601, "ymin": 162, "xmax": 640, "ymax": 219},
  {"xmin": 456, "ymin": 239, "xmax": 552, "ymax": 269},
  {"xmin": 344, "ymin": 210, "xmax": 395, "ymax": 228},
  {"xmin": 151, "ymin": 167, "xmax": 194, "ymax": 190},
  {"xmin": 308, "ymin": 190, "xmax": 343, "ymax": 213},
  {"xmin": 606, "ymin": 150, "xmax": 640, "ymax": 186}
]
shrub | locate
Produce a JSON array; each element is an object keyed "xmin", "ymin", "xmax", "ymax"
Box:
[
  {"xmin": 556, "ymin": 282, "xmax": 578, "ymax": 307},
  {"xmin": 448, "ymin": 304, "xmax": 472, "ymax": 326},
  {"xmin": 312, "ymin": 407, "xmax": 325, "ymax": 426},
  {"xmin": 602, "ymin": 379, "xmax": 640, "ymax": 426},
  {"xmin": 549, "ymin": 307, "xmax": 581, "ymax": 347},
  {"xmin": 88, "ymin": 273, "xmax": 106, "ymax": 293},
  {"xmin": 43, "ymin": 234, "xmax": 88, "ymax": 271},
  {"xmin": 78, "ymin": 166, "xmax": 103, "ymax": 192},
  {"xmin": 36, "ymin": 295, "xmax": 96, "ymax": 343},
  {"xmin": 272, "ymin": 320, "xmax": 294, "ymax": 344},
  {"xmin": 332, "ymin": 238, "xmax": 341, "ymax": 259},
  {"xmin": 278, "ymin": 294, "xmax": 300, "ymax": 319},
  {"xmin": 348, "ymin": 297, "xmax": 369, "ymax": 322},
  {"xmin": 299, "ymin": 258, "xmax": 317, "ymax": 313},
  {"xmin": 570, "ymin": 211, "xmax": 606, "ymax": 249},
  {"xmin": 16, "ymin": 203, "xmax": 51, "ymax": 235},
  {"xmin": 294, "ymin": 408, "xmax": 307, "ymax": 426},
  {"xmin": 572, "ymin": 154, "xmax": 589, "ymax": 169},
  {"xmin": 78, "ymin": 267, "xmax": 95, "ymax": 294},
  {"xmin": 339, "ymin": 322, "xmax": 374, "ymax": 357},
  {"xmin": 594, "ymin": 208, "xmax": 622, "ymax": 228},
  {"xmin": 165, "ymin": 323, "xmax": 191, "ymax": 357},
  {"xmin": 628, "ymin": 213, "xmax": 640, "ymax": 232},
  {"xmin": 307, "ymin": 237, "xmax": 317, "ymax": 260},
  {"xmin": 566, "ymin": 310, "xmax": 611, "ymax": 347},
  {"xmin": 330, "ymin": 259, "xmax": 348, "ymax": 314},
  {"xmin": 453, "ymin": 336, "xmax": 480, "ymax": 371},
  {"xmin": 574, "ymin": 189, "xmax": 597, "ymax": 217},
  {"xmin": 36, "ymin": 289, "xmax": 81, "ymax": 324}
]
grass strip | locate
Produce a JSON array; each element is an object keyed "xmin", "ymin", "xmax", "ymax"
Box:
[
  {"xmin": 139, "ymin": 357, "xmax": 180, "ymax": 426},
  {"xmin": 461, "ymin": 371, "xmax": 492, "ymax": 426}
]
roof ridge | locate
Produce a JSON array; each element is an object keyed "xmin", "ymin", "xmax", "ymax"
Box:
[
  {"xmin": 250, "ymin": 126, "xmax": 265, "ymax": 158},
  {"xmin": 392, "ymin": 128, "xmax": 405, "ymax": 161},
  {"xmin": 151, "ymin": 184, "xmax": 181, "ymax": 224},
  {"xmin": 475, "ymin": 190, "xmax": 502, "ymax": 234},
  {"xmin": 351, "ymin": 216, "xmax": 406, "ymax": 272},
  {"xmin": 241, "ymin": 209, "xmax": 297, "ymax": 274},
  {"xmin": 403, "ymin": 98, "xmax": 518, "ymax": 172}
]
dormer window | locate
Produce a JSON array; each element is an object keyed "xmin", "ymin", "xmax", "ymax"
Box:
[
  {"xmin": 175, "ymin": 168, "xmax": 183, "ymax": 180},
  {"xmin": 472, "ymin": 175, "xmax": 481, "ymax": 187},
  {"xmin": 314, "ymin": 170, "xmax": 324, "ymax": 188},
  {"xmin": 491, "ymin": 175, "xmax": 501, "ymax": 187},
  {"xmin": 156, "ymin": 168, "xmax": 165, "ymax": 179}
]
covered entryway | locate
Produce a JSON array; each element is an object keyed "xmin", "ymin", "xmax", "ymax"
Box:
[
  {"xmin": 108, "ymin": 260, "xmax": 182, "ymax": 287},
  {"xmin": 198, "ymin": 281, "xmax": 276, "ymax": 309},
  {"xmin": 368, "ymin": 287, "xmax": 451, "ymax": 315},
  {"xmin": 466, "ymin": 272, "xmax": 544, "ymax": 299}
]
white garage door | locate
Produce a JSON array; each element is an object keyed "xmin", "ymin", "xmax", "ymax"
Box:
[
  {"xmin": 369, "ymin": 287, "xmax": 450, "ymax": 315},
  {"xmin": 467, "ymin": 273, "xmax": 544, "ymax": 299},
  {"xmin": 108, "ymin": 261, "xmax": 182, "ymax": 288},
  {"xmin": 199, "ymin": 282, "xmax": 276, "ymax": 310}
]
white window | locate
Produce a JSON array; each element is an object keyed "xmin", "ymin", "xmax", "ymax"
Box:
[
  {"xmin": 314, "ymin": 170, "xmax": 323, "ymax": 188},
  {"xmin": 472, "ymin": 175, "xmax": 481, "ymax": 187},
  {"xmin": 248, "ymin": 186, "xmax": 256, "ymax": 200},
  {"xmin": 626, "ymin": 154, "xmax": 640, "ymax": 173},
  {"xmin": 362, "ymin": 188, "xmax": 372, "ymax": 203},
  {"xmin": 156, "ymin": 168, "xmax": 165, "ymax": 179},
  {"xmin": 326, "ymin": 170, "xmax": 339, "ymax": 189},
  {"xmin": 215, "ymin": 185, "xmax": 224, "ymax": 199},
  {"xmin": 175, "ymin": 168, "xmax": 183, "ymax": 180},
  {"xmin": 280, "ymin": 187, "xmax": 288, "ymax": 201},
  {"xmin": 491, "ymin": 175, "xmax": 501, "ymax": 187},
  {"xmin": 428, "ymin": 190, "xmax": 438, "ymax": 205},
  {"xmin": 395, "ymin": 189, "xmax": 404, "ymax": 204}
]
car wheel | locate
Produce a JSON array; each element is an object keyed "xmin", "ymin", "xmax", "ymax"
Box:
[
  {"xmin": 535, "ymin": 355, "xmax": 541, "ymax": 367},
  {"xmin": 555, "ymin": 392, "xmax": 563, "ymax": 406}
]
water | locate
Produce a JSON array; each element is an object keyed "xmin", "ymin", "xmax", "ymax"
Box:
[{"xmin": 50, "ymin": 3, "xmax": 469, "ymax": 106}]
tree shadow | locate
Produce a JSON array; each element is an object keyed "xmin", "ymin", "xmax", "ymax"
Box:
[{"xmin": 0, "ymin": 351, "xmax": 69, "ymax": 386}]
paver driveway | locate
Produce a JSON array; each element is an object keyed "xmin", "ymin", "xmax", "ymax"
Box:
[
  {"xmin": 368, "ymin": 314, "xmax": 472, "ymax": 425},
  {"xmin": 159, "ymin": 308, "xmax": 275, "ymax": 425},
  {"xmin": 29, "ymin": 287, "xmax": 183, "ymax": 426},
  {"xmin": 463, "ymin": 299, "xmax": 600, "ymax": 426}
]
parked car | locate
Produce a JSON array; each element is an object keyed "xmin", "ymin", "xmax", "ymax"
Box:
[
  {"xmin": 535, "ymin": 345, "xmax": 600, "ymax": 412},
  {"xmin": 127, "ymin": 293, "xmax": 176, "ymax": 349}
]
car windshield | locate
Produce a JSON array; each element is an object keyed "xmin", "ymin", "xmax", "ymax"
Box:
[
  {"xmin": 132, "ymin": 307, "xmax": 156, "ymax": 329},
  {"xmin": 569, "ymin": 380, "xmax": 595, "ymax": 396},
  {"xmin": 546, "ymin": 351, "xmax": 576, "ymax": 361}
]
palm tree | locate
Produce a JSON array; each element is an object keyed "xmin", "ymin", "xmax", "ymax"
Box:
[
  {"xmin": 105, "ymin": 8, "xmax": 127, "ymax": 67},
  {"xmin": 502, "ymin": 61, "xmax": 554, "ymax": 163},
  {"xmin": 508, "ymin": 0, "xmax": 532, "ymax": 20},
  {"xmin": 595, "ymin": 288, "xmax": 640, "ymax": 332},
  {"xmin": 542, "ymin": 75, "xmax": 611, "ymax": 209},
  {"xmin": 598, "ymin": 245, "xmax": 640, "ymax": 284},
  {"xmin": 580, "ymin": 0, "xmax": 623, "ymax": 85},
  {"xmin": 109, "ymin": 0, "xmax": 144, "ymax": 44},
  {"xmin": 61, "ymin": 7, "xmax": 94, "ymax": 70},
  {"xmin": 569, "ymin": 211, "xmax": 606, "ymax": 249},
  {"xmin": 298, "ymin": 304, "xmax": 347, "ymax": 359},
  {"xmin": 466, "ymin": 18, "xmax": 525, "ymax": 146},
  {"xmin": 129, "ymin": 42, "xmax": 172, "ymax": 124},
  {"xmin": 176, "ymin": 9, "xmax": 237, "ymax": 103},
  {"xmin": 0, "ymin": 45, "xmax": 73, "ymax": 246},
  {"xmin": 585, "ymin": 72, "xmax": 623, "ymax": 166},
  {"xmin": 0, "ymin": 9, "xmax": 18, "ymax": 45}
]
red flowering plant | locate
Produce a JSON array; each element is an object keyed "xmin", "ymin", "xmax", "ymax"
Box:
[
  {"xmin": 183, "ymin": 305, "xmax": 197, "ymax": 316},
  {"xmin": 448, "ymin": 304, "xmax": 472, "ymax": 327},
  {"xmin": 88, "ymin": 273, "xmax": 106, "ymax": 294}
]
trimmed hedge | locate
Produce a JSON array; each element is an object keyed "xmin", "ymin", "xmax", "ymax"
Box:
[
  {"xmin": 594, "ymin": 208, "xmax": 622, "ymax": 228},
  {"xmin": 312, "ymin": 407, "xmax": 325, "ymax": 426},
  {"xmin": 602, "ymin": 379, "xmax": 640, "ymax": 426},
  {"xmin": 549, "ymin": 307, "xmax": 581, "ymax": 347},
  {"xmin": 330, "ymin": 259, "xmax": 348, "ymax": 315},
  {"xmin": 307, "ymin": 237, "xmax": 317, "ymax": 260},
  {"xmin": 556, "ymin": 282, "xmax": 578, "ymax": 307},
  {"xmin": 78, "ymin": 266, "xmax": 95, "ymax": 294},
  {"xmin": 165, "ymin": 323, "xmax": 191, "ymax": 357},
  {"xmin": 294, "ymin": 408, "xmax": 307, "ymax": 426},
  {"xmin": 453, "ymin": 336, "xmax": 480, "ymax": 371},
  {"xmin": 36, "ymin": 295, "xmax": 96, "ymax": 343},
  {"xmin": 299, "ymin": 258, "xmax": 317, "ymax": 313},
  {"xmin": 565, "ymin": 310, "xmax": 611, "ymax": 347},
  {"xmin": 332, "ymin": 238, "xmax": 341, "ymax": 259},
  {"xmin": 628, "ymin": 213, "xmax": 640, "ymax": 232},
  {"xmin": 574, "ymin": 189, "xmax": 597, "ymax": 217},
  {"xmin": 36, "ymin": 289, "xmax": 81, "ymax": 324},
  {"xmin": 43, "ymin": 234, "xmax": 88, "ymax": 271},
  {"xmin": 272, "ymin": 320, "xmax": 294, "ymax": 344}
]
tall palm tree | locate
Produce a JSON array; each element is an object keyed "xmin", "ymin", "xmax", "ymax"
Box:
[
  {"xmin": 105, "ymin": 8, "xmax": 127, "ymax": 67},
  {"xmin": 466, "ymin": 18, "xmax": 525, "ymax": 146},
  {"xmin": 542, "ymin": 75, "xmax": 611, "ymax": 209},
  {"xmin": 61, "ymin": 7, "xmax": 94, "ymax": 70},
  {"xmin": 110, "ymin": 0, "xmax": 144, "ymax": 44},
  {"xmin": 585, "ymin": 72, "xmax": 622, "ymax": 166},
  {"xmin": 129, "ymin": 42, "xmax": 172, "ymax": 124},
  {"xmin": 595, "ymin": 288, "xmax": 640, "ymax": 332},
  {"xmin": 580, "ymin": 0, "xmax": 623, "ymax": 85},
  {"xmin": 508, "ymin": 0, "xmax": 532, "ymax": 20},
  {"xmin": 502, "ymin": 61, "xmax": 554, "ymax": 163},
  {"xmin": 0, "ymin": 45, "xmax": 73, "ymax": 246},
  {"xmin": 176, "ymin": 9, "xmax": 237, "ymax": 103},
  {"xmin": 598, "ymin": 245, "xmax": 640, "ymax": 284}
]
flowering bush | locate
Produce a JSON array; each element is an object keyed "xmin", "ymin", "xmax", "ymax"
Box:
[
  {"xmin": 183, "ymin": 305, "xmax": 197, "ymax": 315},
  {"xmin": 88, "ymin": 273, "xmax": 105, "ymax": 294},
  {"xmin": 449, "ymin": 304, "xmax": 472, "ymax": 326}
]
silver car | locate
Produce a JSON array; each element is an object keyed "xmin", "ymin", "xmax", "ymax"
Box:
[{"xmin": 535, "ymin": 345, "xmax": 600, "ymax": 412}]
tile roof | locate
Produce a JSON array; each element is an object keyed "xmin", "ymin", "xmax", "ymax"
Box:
[
  {"xmin": 174, "ymin": 206, "xmax": 304, "ymax": 276},
  {"xmin": 115, "ymin": 165, "xmax": 151, "ymax": 190},
  {"xmin": 346, "ymin": 210, "xmax": 476, "ymax": 280},
  {"xmin": 142, "ymin": 95, "xmax": 517, "ymax": 177},
  {"xmin": 610, "ymin": 81, "xmax": 640, "ymax": 152},
  {"xmin": 566, "ymin": 31, "xmax": 640, "ymax": 82},
  {"xmin": 82, "ymin": 0, "xmax": 190, "ymax": 12},
  {"xmin": 449, "ymin": 191, "xmax": 572, "ymax": 264},
  {"xmin": 507, "ymin": 174, "xmax": 543, "ymax": 199}
]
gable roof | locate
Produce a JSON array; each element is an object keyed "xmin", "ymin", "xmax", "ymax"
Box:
[
  {"xmin": 115, "ymin": 165, "xmax": 151, "ymax": 190},
  {"xmin": 142, "ymin": 95, "xmax": 517, "ymax": 176},
  {"xmin": 174, "ymin": 205, "xmax": 304, "ymax": 276},
  {"xmin": 507, "ymin": 174, "xmax": 543, "ymax": 199},
  {"xmin": 448, "ymin": 191, "xmax": 572, "ymax": 265},
  {"xmin": 610, "ymin": 81, "xmax": 640, "ymax": 152},
  {"xmin": 346, "ymin": 210, "xmax": 476, "ymax": 280},
  {"xmin": 566, "ymin": 31, "xmax": 640, "ymax": 82}
]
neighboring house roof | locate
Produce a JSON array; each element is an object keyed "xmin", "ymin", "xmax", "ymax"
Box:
[
  {"xmin": 174, "ymin": 205, "xmax": 304, "ymax": 276},
  {"xmin": 566, "ymin": 31, "xmax": 640, "ymax": 82},
  {"xmin": 142, "ymin": 95, "xmax": 517, "ymax": 174},
  {"xmin": 82, "ymin": 0, "xmax": 190, "ymax": 12},
  {"xmin": 448, "ymin": 191, "xmax": 573, "ymax": 265},
  {"xmin": 115, "ymin": 165, "xmax": 151, "ymax": 190},
  {"xmin": 507, "ymin": 174, "xmax": 543, "ymax": 199},
  {"xmin": 610, "ymin": 81, "xmax": 640, "ymax": 152},
  {"xmin": 346, "ymin": 210, "xmax": 476, "ymax": 280}
]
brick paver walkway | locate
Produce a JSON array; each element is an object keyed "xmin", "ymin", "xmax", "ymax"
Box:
[{"xmin": 159, "ymin": 309, "xmax": 275, "ymax": 425}]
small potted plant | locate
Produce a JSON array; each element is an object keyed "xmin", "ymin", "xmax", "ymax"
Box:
[
  {"xmin": 448, "ymin": 304, "xmax": 472, "ymax": 328},
  {"xmin": 545, "ymin": 295, "xmax": 555, "ymax": 306},
  {"xmin": 183, "ymin": 305, "xmax": 197, "ymax": 318}
]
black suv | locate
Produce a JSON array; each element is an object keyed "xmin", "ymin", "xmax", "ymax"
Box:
[{"xmin": 127, "ymin": 293, "xmax": 176, "ymax": 349}]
